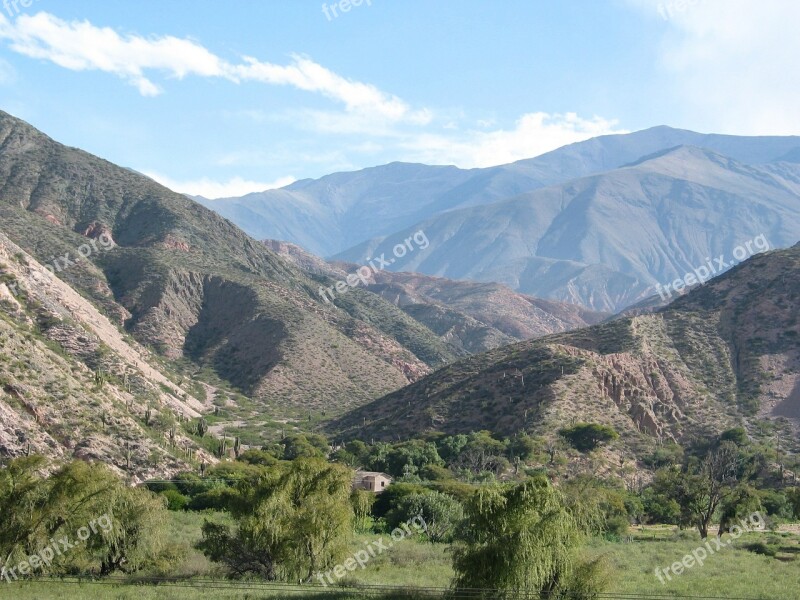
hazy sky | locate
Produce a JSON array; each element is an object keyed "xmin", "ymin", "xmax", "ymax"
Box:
[{"xmin": 0, "ymin": 0, "xmax": 796, "ymax": 197}]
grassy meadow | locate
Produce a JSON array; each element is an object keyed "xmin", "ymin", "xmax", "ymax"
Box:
[{"xmin": 2, "ymin": 513, "xmax": 798, "ymax": 600}]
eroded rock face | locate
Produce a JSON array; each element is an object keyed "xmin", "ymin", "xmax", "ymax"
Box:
[
  {"xmin": 82, "ymin": 221, "xmax": 114, "ymax": 243},
  {"xmin": 330, "ymin": 245, "xmax": 800, "ymax": 472},
  {"xmin": 0, "ymin": 234, "xmax": 211, "ymax": 478}
]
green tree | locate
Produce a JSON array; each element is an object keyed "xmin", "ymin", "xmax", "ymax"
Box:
[
  {"xmin": 718, "ymin": 485, "xmax": 762, "ymax": 536},
  {"xmin": 197, "ymin": 520, "xmax": 276, "ymax": 579},
  {"xmin": 654, "ymin": 442, "xmax": 743, "ymax": 538},
  {"xmin": 91, "ymin": 487, "xmax": 178, "ymax": 575},
  {"xmin": 394, "ymin": 491, "xmax": 464, "ymax": 543},
  {"xmin": 437, "ymin": 434, "xmax": 469, "ymax": 464},
  {"xmin": 559, "ymin": 423, "xmax": 619, "ymax": 453},
  {"xmin": 787, "ymin": 488, "xmax": 800, "ymax": 519},
  {"xmin": 281, "ymin": 434, "xmax": 329, "ymax": 460},
  {"xmin": 199, "ymin": 458, "xmax": 353, "ymax": 581},
  {"xmin": 641, "ymin": 473, "xmax": 682, "ymax": 525},
  {"xmin": 506, "ymin": 434, "xmax": 539, "ymax": 462},
  {"xmin": 719, "ymin": 427, "xmax": 749, "ymax": 446},
  {"xmin": 385, "ymin": 440, "xmax": 444, "ymax": 478},
  {"xmin": 448, "ymin": 431, "xmax": 509, "ymax": 477},
  {"xmin": 237, "ymin": 449, "xmax": 278, "ymax": 467},
  {"xmin": 0, "ymin": 456, "xmax": 52, "ymax": 569},
  {"xmin": 0, "ymin": 457, "xmax": 178, "ymax": 576},
  {"xmin": 351, "ymin": 489, "xmax": 376, "ymax": 533},
  {"xmin": 561, "ymin": 475, "xmax": 629, "ymax": 536},
  {"xmin": 451, "ymin": 476, "xmax": 607, "ymax": 599}
]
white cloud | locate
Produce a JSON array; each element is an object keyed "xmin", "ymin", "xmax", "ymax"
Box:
[
  {"xmin": 626, "ymin": 0, "xmax": 800, "ymax": 134},
  {"xmin": 0, "ymin": 12, "xmax": 226, "ymax": 96},
  {"xmin": 398, "ymin": 112, "xmax": 627, "ymax": 168},
  {"xmin": 0, "ymin": 12, "xmax": 430, "ymax": 124},
  {"xmin": 231, "ymin": 55, "xmax": 432, "ymax": 124},
  {"xmin": 0, "ymin": 11, "xmax": 629, "ymax": 180},
  {"xmin": 143, "ymin": 172, "xmax": 296, "ymax": 199}
]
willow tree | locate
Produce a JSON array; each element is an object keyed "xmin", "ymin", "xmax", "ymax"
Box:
[
  {"xmin": 0, "ymin": 457, "xmax": 177, "ymax": 577},
  {"xmin": 351, "ymin": 489, "xmax": 376, "ymax": 533},
  {"xmin": 451, "ymin": 475, "xmax": 607, "ymax": 599},
  {"xmin": 200, "ymin": 458, "xmax": 353, "ymax": 581}
]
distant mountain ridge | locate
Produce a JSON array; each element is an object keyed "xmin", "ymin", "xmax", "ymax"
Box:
[
  {"xmin": 198, "ymin": 126, "xmax": 800, "ymax": 258},
  {"xmin": 262, "ymin": 239, "xmax": 607, "ymax": 354},
  {"xmin": 199, "ymin": 127, "xmax": 800, "ymax": 312},
  {"xmin": 335, "ymin": 145, "xmax": 800, "ymax": 311}
]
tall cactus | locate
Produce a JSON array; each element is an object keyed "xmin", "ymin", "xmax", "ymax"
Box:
[{"xmin": 197, "ymin": 417, "xmax": 208, "ymax": 438}]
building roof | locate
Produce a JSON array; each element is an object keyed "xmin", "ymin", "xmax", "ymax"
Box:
[{"xmin": 354, "ymin": 470, "xmax": 393, "ymax": 479}]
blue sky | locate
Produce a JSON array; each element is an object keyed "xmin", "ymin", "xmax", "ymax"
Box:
[{"xmin": 0, "ymin": 0, "xmax": 797, "ymax": 197}]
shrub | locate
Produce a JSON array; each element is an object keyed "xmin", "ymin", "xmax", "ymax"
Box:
[
  {"xmin": 559, "ymin": 423, "xmax": 619, "ymax": 453},
  {"xmin": 161, "ymin": 489, "xmax": 189, "ymax": 511}
]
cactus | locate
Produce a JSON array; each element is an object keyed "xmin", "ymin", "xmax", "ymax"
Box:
[
  {"xmin": 169, "ymin": 425, "xmax": 176, "ymax": 448},
  {"xmin": 200, "ymin": 461, "xmax": 207, "ymax": 477},
  {"xmin": 144, "ymin": 407, "xmax": 152, "ymax": 427},
  {"xmin": 93, "ymin": 370, "xmax": 105, "ymax": 389},
  {"xmin": 197, "ymin": 417, "xmax": 208, "ymax": 438},
  {"xmin": 234, "ymin": 436, "xmax": 241, "ymax": 458}
]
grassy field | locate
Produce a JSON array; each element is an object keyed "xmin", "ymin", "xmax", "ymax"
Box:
[{"xmin": 2, "ymin": 516, "xmax": 798, "ymax": 599}]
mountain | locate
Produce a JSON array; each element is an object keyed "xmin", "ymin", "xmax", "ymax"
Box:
[
  {"xmin": 0, "ymin": 232, "xmax": 213, "ymax": 480},
  {"xmin": 198, "ymin": 126, "xmax": 800, "ymax": 257},
  {"xmin": 263, "ymin": 240, "xmax": 607, "ymax": 354},
  {"xmin": 0, "ymin": 110, "xmax": 463, "ymax": 423},
  {"xmin": 336, "ymin": 145, "xmax": 800, "ymax": 311},
  {"xmin": 329, "ymin": 244, "xmax": 800, "ymax": 463}
]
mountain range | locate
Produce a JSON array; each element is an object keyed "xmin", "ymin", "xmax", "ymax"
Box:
[
  {"xmin": 2, "ymin": 109, "xmax": 799, "ymax": 475},
  {"xmin": 330, "ymin": 242, "xmax": 800, "ymax": 467},
  {"xmin": 200, "ymin": 127, "xmax": 800, "ymax": 311},
  {"xmin": 0, "ymin": 111, "xmax": 604, "ymax": 474}
]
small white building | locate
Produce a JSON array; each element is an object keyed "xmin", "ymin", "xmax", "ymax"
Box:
[{"xmin": 353, "ymin": 470, "xmax": 392, "ymax": 493}]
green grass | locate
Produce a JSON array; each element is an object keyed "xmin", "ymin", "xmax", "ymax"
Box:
[
  {"xmin": 590, "ymin": 526, "xmax": 800, "ymax": 599},
  {"xmin": 4, "ymin": 521, "xmax": 799, "ymax": 599}
]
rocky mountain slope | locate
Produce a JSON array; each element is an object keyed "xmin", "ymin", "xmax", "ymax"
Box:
[
  {"xmin": 0, "ymin": 232, "xmax": 213, "ymax": 480},
  {"xmin": 263, "ymin": 240, "xmax": 607, "ymax": 353},
  {"xmin": 337, "ymin": 146, "xmax": 800, "ymax": 311},
  {"xmin": 330, "ymin": 244, "xmax": 800, "ymax": 463},
  {"xmin": 0, "ymin": 111, "xmax": 463, "ymax": 418}
]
